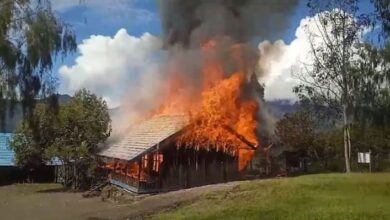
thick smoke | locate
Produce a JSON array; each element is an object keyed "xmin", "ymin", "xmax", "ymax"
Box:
[
  {"xmin": 158, "ymin": 0, "xmax": 299, "ymax": 82},
  {"xmin": 158, "ymin": 0, "xmax": 299, "ymax": 136},
  {"xmin": 159, "ymin": 0, "xmax": 299, "ymax": 48}
]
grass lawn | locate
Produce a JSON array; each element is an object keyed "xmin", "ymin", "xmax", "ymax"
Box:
[{"xmin": 151, "ymin": 173, "xmax": 390, "ymax": 220}]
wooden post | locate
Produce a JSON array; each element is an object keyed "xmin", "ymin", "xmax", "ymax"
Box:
[
  {"xmin": 369, "ymin": 149, "xmax": 372, "ymax": 173},
  {"xmin": 138, "ymin": 160, "xmax": 142, "ymax": 188},
  {"xmin": 125, "ymin": 162, "xmax": 128, "ymax": 184}
]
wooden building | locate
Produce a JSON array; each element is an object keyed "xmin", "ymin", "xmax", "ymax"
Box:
[{"xmin": 99, "ymin": 115, "xmax": 255, "ymax": 193}]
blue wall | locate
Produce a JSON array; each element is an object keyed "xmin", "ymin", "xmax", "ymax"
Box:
[{"xmin": 0, "ymin": 133, "xmax": 14, "ymax": 166}]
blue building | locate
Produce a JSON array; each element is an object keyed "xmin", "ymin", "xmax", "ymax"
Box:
[
  {"xmin": 0, "ymin": 133, "xmax": 14, "ymax": 166},
  {"xmin": 0, "ymin": 132, "xmax": 62, "ymax": 184}
]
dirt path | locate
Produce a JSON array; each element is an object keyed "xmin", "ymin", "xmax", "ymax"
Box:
[
  {"xmin": 90, "ymin": 181, "xmax": 242, "ymax": 219},
  {"xmin": 0, "ymin": 181, "xmax": 244, "ymax": 220},
  {"xmin": 0, "ymin": 184, "xmax": 118, "ymax": 220}
]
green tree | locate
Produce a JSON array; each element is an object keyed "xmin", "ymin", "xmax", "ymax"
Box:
[
  {"xmin": 294, "ymin": 0, "xmax": 372, "ymax": 172},
  {"xmin": 48, "ymin": 89, "xmax": 111, "ymax": 189},
  {"xmin": 10, "ymin": 103, "xmax": 58, "ymax": 168},
  {"xmin": 275, "ymin": 111, "xmax": 316, "ymax": 155},
  {"xmin": 0, "ymin": 0, "xmax": 76, "ymax": 127},
  {"xmin": 352, "ymin": 43, "xmax": 390, "ymax": 127},
  {"xmin": 276, "ymin": 109, "xmax": 345, "ymax": 172},
  {"xmin": 371, "ymin": 0, "xmax": 390, "ymax": 39},
  {"xmin": 349, "ymin": 42, "xmax": 390, "ymax": 171},
  {"xmin": 11, "ymin": 89, "xmax": 111, "ymax": 189}
]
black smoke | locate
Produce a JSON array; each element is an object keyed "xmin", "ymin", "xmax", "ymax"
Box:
[{"xmin": 159, "ymin": 0, "xmax": 299, "ymax": 48}]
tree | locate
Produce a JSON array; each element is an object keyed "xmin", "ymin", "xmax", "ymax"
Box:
[
  {"xmin": 371, "ymin": 0, "xmax": 390, "ymax": 39},
  {"xmin": 275, "ymin": 111, "xmax": 316, "ymax": 155},
  {"xmin": 11, "ymin": 89, "xmax": 111, "ymax": 189},
  {"xmin": 48, "ymin": 89, "xmax": 111, "ymax": 189},
  {"xmin": 352, "ymin": 43, "xmax": 390, "ymax": 128},
  {"xmin": 275, "ymin": 110, "xmax": 319, "ymax": 170},
  {"xmin": 349, "ymin": 42, "xmax": 390, "ymax": 171},
  {"xmin": 10, "ymin": 103, "xmax": 58, "ymax": 168},
  {"xmin": 0, "ymin": 0, "xmax": 76, "ymax": 127},
  {"xmin": 293, "ymin": 0, "xmax": 372, "ymax": 172}
]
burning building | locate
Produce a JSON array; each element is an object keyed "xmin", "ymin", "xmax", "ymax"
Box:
[
  {"xmin": 99, "ymin": 114, "xmax": 256, "ymax": 193},
  {"xmin": 100, "ymin": 0, "xmax": 298, "ymax": 193}
]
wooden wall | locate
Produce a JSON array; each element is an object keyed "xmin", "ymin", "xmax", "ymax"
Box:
[{"xmin": 158, "ymin": 146, "xmax": 241, "ymax": 192}]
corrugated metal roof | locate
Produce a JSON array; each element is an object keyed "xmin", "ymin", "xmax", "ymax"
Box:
[
  {"xmin": 0, "ymin": 133, "xmax": 14, "ymax": 166},
  {"xmin": 99, "ymin": 115, "xmax": 189, "ymax": 161},
  {"xmin": 0, "ymin": 133, "xmax": 63, "ymax": 166}
]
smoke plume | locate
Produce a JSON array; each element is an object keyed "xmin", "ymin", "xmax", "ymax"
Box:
[
  {"xmin": 159, "ymin": 0, "xmax": 299, "ymax": 48},
  {"xmin": 157, "ymin": 0, "xmax": 299, "ymax": 136},
  {"xmin": 112, "ymin": 0, "xmax": 300, "ymax": 137},
  {"xmin": 158, "ymin": 0, "xmax": 299, "ymax": 84}
]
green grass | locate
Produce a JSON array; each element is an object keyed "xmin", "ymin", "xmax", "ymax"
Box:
[{"xmin": 151, "ymin": 173, "xmax": 390, "ymax": 220}]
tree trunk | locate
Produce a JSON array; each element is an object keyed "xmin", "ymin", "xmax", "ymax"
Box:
[
  {"xmin": 343, "ymin": 105, "xmax": 351, "ymax": 173},
  {"xmin": 347, "ymin": 124, "xmax": 352, "ymax": 161}
]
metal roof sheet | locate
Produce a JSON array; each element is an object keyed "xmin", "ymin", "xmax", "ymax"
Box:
[
  {"xmin": 0, "ymin": 133, "xmax": 14, "ymax": 166},
  {"xmin": 0, "ymin": 133, "xmax": 62, "ymax": 166},
  {"xmin": 99, "ymin": 115, "xmax": 189, "ymax": 161}
]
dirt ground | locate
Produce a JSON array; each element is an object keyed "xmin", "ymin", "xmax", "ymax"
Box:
[{"xmin": 0, "ymin": 181, "xmax": 241, "ymax": 220}]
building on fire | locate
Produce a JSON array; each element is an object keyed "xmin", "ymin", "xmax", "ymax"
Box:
[{"xmin": 99, "ymin": 114, "xmax": 257, "ymax": 193}]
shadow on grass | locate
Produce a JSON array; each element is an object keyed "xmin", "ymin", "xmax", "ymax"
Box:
[{"xmin": 36, "ymin": 187, "xmax": 71, "ymax": 193}]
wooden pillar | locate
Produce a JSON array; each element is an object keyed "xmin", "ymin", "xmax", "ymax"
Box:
[
  {"xmin": 137, "ymin": 159, "xmax": 142, "ymax": 188},
  {"xmin": 203, "ymin": 151, "xmax": 207, "ymax": 183},
  {"xmin": 125, "ymin": 162, "xmax": 129, "ymax": 184}
]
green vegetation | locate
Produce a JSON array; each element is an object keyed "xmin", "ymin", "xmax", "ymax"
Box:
[
  {"xmin": 0, "ymin": 0, "xmax": 76, "ymax": 125},
  {"xmin": 10, "ymin": 89, "xmax": 112, "ymax": 189},
  {"xmin": 151, "ymin": 174, "xmax": 390, "ymax": 220}
]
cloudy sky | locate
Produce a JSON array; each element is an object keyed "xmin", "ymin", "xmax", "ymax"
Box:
[{"xmin": 52, "ymin": 0, "xmax": 373, "ymax": 107}]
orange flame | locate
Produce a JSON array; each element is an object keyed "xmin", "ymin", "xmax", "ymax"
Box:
[{"xmin": 151, "ymin": 39, "xmax": 259, "ymax": 171}]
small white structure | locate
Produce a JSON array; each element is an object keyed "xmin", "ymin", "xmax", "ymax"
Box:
[
  {"xmin": 358, "ymin": 152, "xmax": 371, "ymax": 164},
  {"xmin": 358, "ymin": 151, "xmax": 372, "ymax": 172}
]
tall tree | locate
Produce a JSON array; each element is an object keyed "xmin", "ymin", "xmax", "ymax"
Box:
[
  {"xmin": 0, "ymin": 0, "xmax": 76, "ymax": 127},
  {"xmin": 352, "ymin": 43, "xmax": 390, "ymax": 127},
  {"xmin": 294, "ymin": 0, "xmax": 371, "ymax": 172}
]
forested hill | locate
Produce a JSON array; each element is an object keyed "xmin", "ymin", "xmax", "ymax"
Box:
[
  {"xmin": 266, "ymin": 100, "xmax": 299, "ymax": 118},
  {"xmin": 1, "ymin": 94, "xmax": 72, "ymax": 133},
  {"xmin": 1, "ymin": 97, "xmax": 299, "ymax": 133}
]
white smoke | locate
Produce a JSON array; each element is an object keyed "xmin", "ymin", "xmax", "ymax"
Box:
[
  {"xmin": 258, "ymin": 9, "xmax": 361, "ymax": 101},
  {"xmin": 257, "ymin": 13, "xmax": 322, "ymax": 101},
  {"xmin": 59, "ymin": 29, "xmax": 164, "ymax": 136},
  {"xmin": 59, "ymin": 29, "xmax": 163, "ymax": 108}
]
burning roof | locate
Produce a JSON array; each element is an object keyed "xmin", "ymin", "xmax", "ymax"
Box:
[
  {"xmin": 99, "ymin": 115, "xmax": 189, "ymax": 161},
  {"xmin": 99, "ymin": 111, "xmax": 257, "ymax": 166}
]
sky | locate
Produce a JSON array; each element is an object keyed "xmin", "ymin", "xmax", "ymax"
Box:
[{"xmin": 51, "ymin": 0, "xmax": 374, "ymax": 107}]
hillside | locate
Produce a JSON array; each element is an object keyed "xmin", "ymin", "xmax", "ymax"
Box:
[{"xmin": 1, "ymin": 94, "xmax": 72, "ymax": 133}]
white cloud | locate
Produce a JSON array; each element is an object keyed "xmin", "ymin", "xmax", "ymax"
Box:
[
  {"xmin": 259, "ymin": 9, "xmax": 364, "ymax": 101},
  {"xmin": 59, "ymin": 28, "xmax": 163, "ymax": 107},
  {"xmin": 258, "ymin": 12, "xmax": 331, "ymax": 101}
]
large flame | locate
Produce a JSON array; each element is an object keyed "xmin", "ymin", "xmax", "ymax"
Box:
[{"xmin": 152, "ymin": 40, "xmax": 259, "ymax": 170}]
